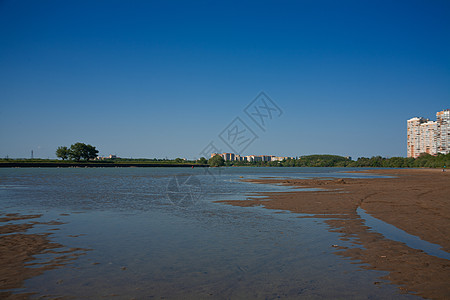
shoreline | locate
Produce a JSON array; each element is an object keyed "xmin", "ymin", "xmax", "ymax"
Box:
[
  {"xmin": 217, "ymin": 168, "xmax": 450, "ymax": 299},
  {"xmin": 1, "ymin": 162, "xmax": 448, "ymax": 169},
  {"xmin": 0, "ymin": 162, "xmax": 209, "ymax": 168}
]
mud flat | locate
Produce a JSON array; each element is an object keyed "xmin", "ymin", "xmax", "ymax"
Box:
[
  {"xmin": 0, "ymin": 213, "xmax": 88, "ymax": 299},
  {"xmin": 218, "ymin": 169, "xmax": 450, "ymax": 299}
]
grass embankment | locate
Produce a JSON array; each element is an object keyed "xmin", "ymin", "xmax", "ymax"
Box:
[{"xmin": 0, "ymin": 159, "xmax": 208, "ymax": 168}]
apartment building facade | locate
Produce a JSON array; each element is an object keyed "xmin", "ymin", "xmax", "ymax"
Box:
[
  {"xmin": 211, "ymin": 153, "xmax": 293, "ymax": 162},
  {"xmin": 437, "ymin": 109, "xmax": 450, "ymax": 154},
  {"xmin": 407, "ymin": 109, "xmax": 449, "ymax": 158},
  {"xmin": 418, "ymin": 121, "xmax": 437, "ymax": 156}
]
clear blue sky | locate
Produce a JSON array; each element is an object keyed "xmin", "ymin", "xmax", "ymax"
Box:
[{"xmin": 1, "ymin": 0, "xmax": 449, "ymax": 159}]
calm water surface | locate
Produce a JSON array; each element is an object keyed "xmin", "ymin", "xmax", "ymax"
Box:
[{"xmin": 0, "ymin": 167, "xmax": 419, "ymax": 299}]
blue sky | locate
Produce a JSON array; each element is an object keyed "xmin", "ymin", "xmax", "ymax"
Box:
[{"xmin": 1, "ymin": 0, "xmax": 449, "ymax": 159}]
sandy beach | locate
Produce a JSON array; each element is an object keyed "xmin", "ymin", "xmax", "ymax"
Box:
[{"xmin": 218, "ymin": 169, "xmax": 450, "ymax": 299}]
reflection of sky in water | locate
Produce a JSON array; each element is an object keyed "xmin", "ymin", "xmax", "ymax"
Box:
[
  {"xmin": 358, "ymin": 207, "xmax": 450, "ymax": 260},
  {"xmin": 0, "ymin": 167, "xmax": 420, "ymax": 299}
]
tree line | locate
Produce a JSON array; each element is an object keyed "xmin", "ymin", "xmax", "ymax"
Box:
[
  {"xmin": 219, "ymin": 153, "xmax": 450, "ymax": 168},
  {"xmin": 54, "ymin": 148, "xmax": 450, "ymax": 168},
  {"xmin": 56, "ymin": 143, "xmax": 99, "ymax": 161}
]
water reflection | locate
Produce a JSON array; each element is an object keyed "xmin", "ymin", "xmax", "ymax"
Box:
[
  {"xmin": 357, "ymin": 207, "xmax": 450, "ymax": 260},
  {"xmin": 0, "ymin": 168, "xmax": 418, "ymax": 299}
]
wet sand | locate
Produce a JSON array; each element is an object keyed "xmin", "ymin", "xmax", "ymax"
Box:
[
  {"xmin": 0, "ymin": 213, "xmax": 88, "ymax": 299},
  {"xmin": 218, "ymin": 169, "xmax": 450, "ymax": 299}
]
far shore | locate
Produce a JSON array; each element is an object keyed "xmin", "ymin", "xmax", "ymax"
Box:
[
  {"xmin": 1, "ymin": 161, "xmax": 448, "ymax": 169},
  {"xmin": 0, "ymin": 162, "xmax": 209, "ymax": 168},
  {"xmin": 217, "ymin": 168, "xmax": 450, "ymax": 299}
]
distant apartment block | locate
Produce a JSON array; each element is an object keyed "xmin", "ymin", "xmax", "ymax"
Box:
[
  {"xmin": 437, "ymin": 109, "xmax": 450, "ymax": 154},
  {"xmin": 223, "ymin": 153, "xmax": 235, "ymax": 161},
  {"xmin": 96, "ymin": 154, "xmax": 118, "ymax": 160},
  {"xmin": 211, "ymin": 153, "xmax": 293, "ymax": 162},
  {"xmin": 407, "ymin": 109, "xmax": 449, "ymax": 158}
]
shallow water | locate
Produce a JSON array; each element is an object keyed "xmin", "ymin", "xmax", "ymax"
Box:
[
  {"xmin": 0, "ymin": 167, "xmax": 420, "ymax": 299},
  {"xmin": 357, "ymin": 207, "xmax": 450, "ymax": 260}
]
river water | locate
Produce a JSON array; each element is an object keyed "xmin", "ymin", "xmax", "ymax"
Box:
[{"xmin": 0, "ymin": 167, "xmax": 419, "ymax": 299}]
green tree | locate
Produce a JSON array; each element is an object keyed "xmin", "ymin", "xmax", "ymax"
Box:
[
  {"xmin": 69, "ymin": 143, "xmax": 83, "ymax": 161},
  {"xmin": 174, "ymin": 158, "xmax": 184, "ymax": 163},
  {"xmin": 84, "ymin": 144, "xmax": 99, "ymax": 161},
  {"xmin": 69, "ymin": 142, "xmax": 98, "ymax": 161},
  {"xmin": 208, "ymin": 154, "xmax": 225, "ymax": 167},
  {"xmin": 197, "ymin": 157, "xmax": 208, "ymax": 165},
  {"xmin": 56, "ymin": 146, "xmax": 70, "ymax": 160}
]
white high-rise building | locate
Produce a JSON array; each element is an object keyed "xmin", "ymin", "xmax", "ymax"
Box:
[
  {"xmin": 436, "ymin": 109, "xmax": 450, "ymax": 154},
  {"xmin": 407, "ymin": 109, "xmax": 449, "ymax": 158},
  {"xmin": 418, "ymin": 120, "xmax": 437, "ymax": 156},
  {"xmin": 407, "ymin": 117, "xmax": 428, "ymax": 158}
]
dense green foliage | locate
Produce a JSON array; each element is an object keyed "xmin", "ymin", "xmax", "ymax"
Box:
[
  {"xmin": 227, "ymin": 153, "xmax": 450, "ymax": 168},
  {"xmin": 197, "ymin": 157, "xmax": 208, "ymax": 165},
  {"xmin": 55, "ymin": 146, "xmax": 70, "ymax": 160},
  {"xmin": 55, "ymin": 142, "xmax": 99, "ymax": 161},
  {"xmin": 345, "ymin": 153, "xmax": 450, "ymax": 168},
  {"xmin": 208, "ymin": 154, "xmax": 225, "ymax": 167}
]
